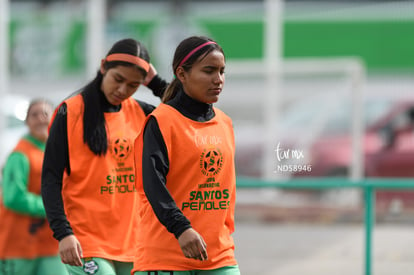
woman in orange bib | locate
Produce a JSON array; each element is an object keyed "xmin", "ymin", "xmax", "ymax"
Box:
[
  {"xmin": 0, "ymin": 99, "xmax": 67, "ymax": 275},
  {"xmin": 41, "ymin": 38, "xmax": 167, "ymax": 275},
  {"xmin": 133, "ymin": 36, "xmax": 240, "ymax": 275}
]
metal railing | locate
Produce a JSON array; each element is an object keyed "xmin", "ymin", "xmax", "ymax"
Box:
[{"xmin": 237, "ymin": 177, "xmax": 414, "ymax": 275}]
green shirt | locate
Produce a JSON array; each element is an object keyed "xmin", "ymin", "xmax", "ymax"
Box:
[{"xmin": 1, "ymin": 134, "xmax": 46, "ymax": 217}]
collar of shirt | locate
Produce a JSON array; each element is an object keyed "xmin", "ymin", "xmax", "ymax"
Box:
[{"xmin": 167, "ymin": 89, "xmax": 215, "ymax": 122}]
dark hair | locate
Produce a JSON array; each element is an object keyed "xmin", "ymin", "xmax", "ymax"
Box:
[
  {"xmin": 162, "ymin": 36, "xmax": 224, "ymax": 103},
  {"xmin": 25, "ymin": 98, "xmax": 53, "ymax": 121},
  {"xmin": 82, "ymin": 38, "xmax": 150, "ymax": 155}
]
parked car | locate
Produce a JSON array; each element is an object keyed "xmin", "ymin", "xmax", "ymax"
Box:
[
  {"xmin": 363, "ymin": 103, "xmax": 414, "ymax": 210},
  {"xmin": 234, "ymin": 94, "xmax": 401, "ymax": 178},
  {"xmin": 291, "ymin": 100, "xmax": 414, "ymax": 178},
  {"xmin": 235, "ymin": 95, "xmax": 414, "ymax": 211}
]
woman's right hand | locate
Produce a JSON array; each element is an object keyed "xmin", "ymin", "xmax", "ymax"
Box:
[
  {"xmin": 178, "ymin": 228, "xmax": 208, "ymax": 261},
  {"xmin": 143, "ymin": 63, "xmax": 157, "ymax": 86},
  {"xmin": 59, "ymin": 235, "xmax": 83, "ymax": 266}
]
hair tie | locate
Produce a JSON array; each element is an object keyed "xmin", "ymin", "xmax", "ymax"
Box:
[
  {"xmin": 106, "ymin": 53, "xmax": 150, "ymax": 72},
  {"xmin": 178, "ymin": 41, "xmax": 216, "ymax": 67}
]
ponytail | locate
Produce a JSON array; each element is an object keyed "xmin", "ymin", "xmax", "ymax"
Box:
[
  {"xmin": 162, "ymin": 78, "xmax": 182, "ymax": 103},
  {"xmin": 82, "ymin": 72, "xmax": 107, "ymax": 155}
]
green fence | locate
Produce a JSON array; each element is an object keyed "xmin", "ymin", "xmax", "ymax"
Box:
[{"xmin": 237, "ymin": 177, "xmax": 414, "ymax": 275}]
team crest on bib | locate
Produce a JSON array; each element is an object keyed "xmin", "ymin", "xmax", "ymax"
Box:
[
  {"xmin": 83, "ymin": 258, "xmax": 99, "ymax": 274},
  {"xmin": 109, "ymin": 137, "xmax": 132, "ymax": 162},
  {"xmin": 199, "ymin": 147, "xmax": 223, "ymax": 176}
]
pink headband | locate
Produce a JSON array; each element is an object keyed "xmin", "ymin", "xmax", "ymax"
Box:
[
  {"xmin": 106, "ymin": 53, "xmax": 150, "ymax": 72},
  {"xmin": 178, "ymin": 41, "xmax": 217, "ymax": 67}
]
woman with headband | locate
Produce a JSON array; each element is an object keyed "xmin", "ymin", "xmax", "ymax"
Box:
[
  {"xmin": 132, "ymin": 36, "xmax": 240, "ymax": 275},
  {"xmin": 41, "ymin": 38, "xmax": 167, "ymax": 275}
]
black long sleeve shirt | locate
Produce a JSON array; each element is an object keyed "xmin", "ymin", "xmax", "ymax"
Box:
[
  {"xmin": 142, "ymin": 89, "xmax": 215, "ymax": 238},
  {"xmin": 41, "ymin": 75, "xmax": 167, "ymax": 241}
]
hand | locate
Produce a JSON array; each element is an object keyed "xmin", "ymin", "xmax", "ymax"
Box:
[
  {"xmin": 143, "ymin": 63, "xmax": 157, "ymax": 86},
  {"xmin": 59, "ymin": 235, "xmax": 83, "ymax": 266},
  {"xmin": 178, "ymin": 228, "xmax": 208, "ymax": 261}
]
